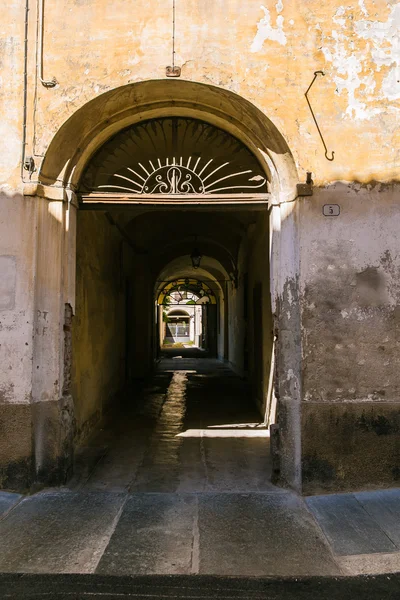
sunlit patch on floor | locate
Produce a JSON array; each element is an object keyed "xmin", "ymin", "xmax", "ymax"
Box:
[{"xmin": 176, "ymin": 429, "xmax": 270, "ymax": 438}]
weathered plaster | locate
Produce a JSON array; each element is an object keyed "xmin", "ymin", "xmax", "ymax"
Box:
[
  {"xmin": 273, "ymin": 199, "xmax": 302, "ymax": 492},
  {"xmin": 299, "ymin": 183, "xmax": 400, "ymax": 492},
  {"xmin": 356, "ymin": 4, "xmax": 400, "ymax": 102},
  {"xmin": 250, "ymin": 4, "xmax": 287, "ymax": 52},
  {"xmin": 0, "ymin": 256, "xmax": 17, "ymax": 311},
  {"xmin": 1, "ymin": 0, "xmax": 397, "ymax": 189},
  {"xmin": 321, "ymin": 3, "xmax": 400, "ymax": 119},
  {"xmin": 300, "ymin": 184, "xmax": 400, "ymax": 405},
  {"xmin": 302, "ymin": 402, "xmax": 400, "ymax": 494},
  {"xmin": 0, "ymin": 403, "xmax": 33, "ymax": 490},
  {"xmin": 0, "ymin": 193, "xmax": 36, "ymax": 407}
]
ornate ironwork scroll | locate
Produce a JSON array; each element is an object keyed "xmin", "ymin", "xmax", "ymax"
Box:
[
  {"xmin": 80, "ymin": 118, "xmax": 268, "ymax": 195},
  {"xmin": 158, "ymin": 278, "xmax": 216, "ymax": 305}
]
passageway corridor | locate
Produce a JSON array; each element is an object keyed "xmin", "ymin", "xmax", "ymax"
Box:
[
  {"xmin": 1, "ymin": 358, "xmax": 400, "ymax": 580},
  {"xmin": 73, "ymin": 356, "xmax": 274, "ymax": 494},
  {"xmin": 0, "ymin": 359, "xmax": 336, "ymax": 577}
]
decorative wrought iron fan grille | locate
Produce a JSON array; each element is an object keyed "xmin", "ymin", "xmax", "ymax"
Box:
[
  {"xmin": 158, "ymin": 278, "xmax": 216, "ymax": 305},
  {"xmin": 80, "ymin": 118, "xmax": 268, "ymax": 195}
]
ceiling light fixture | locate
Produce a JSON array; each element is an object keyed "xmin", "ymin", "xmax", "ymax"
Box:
[{"xmin": 190, "ymin": 247, "xmax": 202, "ymax": 269}]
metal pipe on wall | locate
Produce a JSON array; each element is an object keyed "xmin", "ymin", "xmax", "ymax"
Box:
[
  {"xmin": 21, "ymin": 0, "xmax": 30, "ymax": 180},
  {"xmin": 21, "ymin": 0, "xmax": 58, "ymax": 181},
  {"xmin": 37, "ymin": 0, "xmax": 57, "ymax": 87}
]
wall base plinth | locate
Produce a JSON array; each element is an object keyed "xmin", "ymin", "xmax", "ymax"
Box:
[
  {"xmin": 302, "ymin": 402, "xmax": 400, "ymax": 495},
  {"xmin": 0, "ymin": 404, "xmax": 33, "ymax": 491},
  {"xmin": 0, "ymin": 397, "xmax": 75, "ymax": 493}
]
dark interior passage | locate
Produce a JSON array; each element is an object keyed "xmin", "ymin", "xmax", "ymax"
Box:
[
  {"xmin": 69, "ymin": 357, "xmax": 276, "ymax": 493},
  {"xmin": 72, "ymin": 206, "xmax": 274, "ymax": 451},
  {"xmin": 71, "ymin": 117, "xmax": 275, "ymax": 480}
]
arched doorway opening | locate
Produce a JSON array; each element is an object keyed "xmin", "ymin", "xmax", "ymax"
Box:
[
  {"xmin": 163, "ymin": 309, "xmax": 193, "ymax": 347},
  {"xmin": 157, "ymin": 279, "xmax": 216, "ymax": 352},
  {"xmin": 35, "ymin": 80, "xmax": 301, "ymax": 492},
  {"xmin": 70, "ymin": 114, "xmax": 276, "ymax": 486}
]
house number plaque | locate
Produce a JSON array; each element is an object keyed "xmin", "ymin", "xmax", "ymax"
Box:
[{"xmin": 323, "ymin": 204, "xmax": 340, "ymax": 216}]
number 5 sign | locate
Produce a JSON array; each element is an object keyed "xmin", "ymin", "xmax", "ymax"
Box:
[{"xmin": 323, "ymin": 204, "xmax": 340, "ymax": 216}]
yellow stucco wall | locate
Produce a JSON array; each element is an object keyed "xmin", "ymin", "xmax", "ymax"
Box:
[{"xmin": 1, "ymin": 0, "xmax": 399, "ymax": 193}]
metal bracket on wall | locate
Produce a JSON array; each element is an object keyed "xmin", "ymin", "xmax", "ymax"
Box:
[
  {"xmin": 166, "ymin": 66, "xmax": 181, "ymax": 77},
  {"xmin": 297, "ymin": 183, "xmax": 313, "ymax": 196},
  {"xmin": 297, "ymin": 171, "xmax": 313, "ymax": 196},
  {"xmin": 305, "ymin": 71, "xmax": 334, "ymax": 162},
  {"xmin": 23, "ymin": 155, "xmax": 36, "ymax": 175},
  {"xmin": 166, "ymin": 0, "xmax": 181, "ymax": 77}
]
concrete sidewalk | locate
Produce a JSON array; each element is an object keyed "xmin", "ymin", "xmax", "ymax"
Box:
[
  {"xmin": 0, "ymin": 487, "xmax": 399, "ymax": 578},
  {"xmin": 306, "ymin": 488, "xmax": 400, "ymax": 575}
]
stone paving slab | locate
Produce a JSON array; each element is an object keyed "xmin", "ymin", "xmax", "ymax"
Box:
[
  {"xmin": 202, "ymin": 437, "xmax": 275, "ymax": 492},
  {"xmin": 96, "ymin": 493, "xmax": 197, "ymax": 575},
  {"xmin": 198, "ymin": 492, "xmax": 340, "ymax": 576},
  {"xmin": 306, "ymin": 493, "xmax": 397, "ymax": 556},
  {"xmin": 338, "ymin": 552, "xmax": 400, "ymax": 575},
  {"xmin": 0, "ymin": 491, "xmax": 126, "ymax": 573},
  {"xmin": 85, "ymin": 492, "xmax": 340, "ymax": 577},
  {"xmin": 1, "ymin": 488, "xmax": 400, "ymax": 578},
  {"xmin": 0, "ymin": 492, "xmax": 21, "ymax": 518},
  {"xmin": 355, "ymin": 489, "xmax": 400, "ymax": 548}
]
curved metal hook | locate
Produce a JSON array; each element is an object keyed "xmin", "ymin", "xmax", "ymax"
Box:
[
  {"xmin": 305, "ymin": 71, "xmax": 335, "ymax": 162},
  {"xmin": 325, "ymin": 150, "xmax": 335, "ymax": 161}
]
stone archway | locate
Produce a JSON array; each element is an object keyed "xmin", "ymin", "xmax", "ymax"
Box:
[
  {"xmin": 30, "ymin": 80, "xmax": 302, "ymax": 493},
  {"xmin": 39, "ymin": 79, "xmax": 297, "ymax": 201}
]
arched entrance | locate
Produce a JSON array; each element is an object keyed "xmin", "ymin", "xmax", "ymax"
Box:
[
  {"xmin": 32, "ymin": 80, "xmax": 301, "ymax": 493},
  {"xmin": 157, "ymin": 279, "xmax": 216, "ymax": 352}
]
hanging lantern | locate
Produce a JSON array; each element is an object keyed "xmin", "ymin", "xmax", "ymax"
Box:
[{"xmin": 190, "ymin": 248, "xmax": 202, "ymax": 269}]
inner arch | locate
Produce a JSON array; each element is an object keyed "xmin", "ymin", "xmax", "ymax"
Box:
[{"xmin": 154, "ymin": 255, "xmax": 228, "ymax": 357}]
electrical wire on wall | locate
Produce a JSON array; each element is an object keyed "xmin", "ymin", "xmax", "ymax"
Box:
[{"xmin": 22, "ymin": 0, "xmax": 58, "ymax": 182}]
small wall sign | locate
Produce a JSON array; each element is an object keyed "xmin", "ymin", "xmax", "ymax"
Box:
[{"xmin": 323, "ymin": 204, "xmax": 340, "ymax": 216}]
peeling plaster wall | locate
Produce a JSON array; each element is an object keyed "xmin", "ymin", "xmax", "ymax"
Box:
[
  {"xmin": 2, "ymin": 0, "xmax": 399, "ymax": 190},
  {"xmin": 0, "ymin": 192, "xmax": 36, "ymax": 489},
  {"xmin": 300, "ymin": 184, "xmax": 400, "ymax": 492},
  {"xmin": 301, "ymin": 186, "xmax": 400, "ymax": 405},
  {"xmin": 13, "ymin": 0, "xmax": 399, "ymax": 186},
  {"xmin": 321, "ymin": 4, "xmax": 400, "ymax": 118},
  {"xmin": 0, "ymin": 194, "xmax": 36, "ymax": 406}
]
